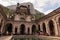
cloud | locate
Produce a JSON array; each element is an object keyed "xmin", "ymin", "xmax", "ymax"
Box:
[
  {"xmin": 0, "ymin": 0, "xmax": 19, "ymax": 6},
  {"xmin": 44, "ymin": 9, "xmax": 54, "ymax": 15},
  {"xmin": 0, "ymin": 0, "xmax": 10, "ymax": 6},
  {"xmin": 33, "ymin": 0, "xmax": 60, "ymax": 14},
  {"xmin": 0, "ymin": 0, "xmax": 60, "ymax": 15},
  {"xmin": 34, "ymin": 0, "xmax": 60, "ymax": 14},
  {"xmin": 41, "ymin": 0, "xmax": 60, "ymax": 14}
]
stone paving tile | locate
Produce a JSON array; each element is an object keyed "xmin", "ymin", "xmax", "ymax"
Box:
[{"xmin": 0, "ymin": 36, "xmax": 12, "ymax": 40}]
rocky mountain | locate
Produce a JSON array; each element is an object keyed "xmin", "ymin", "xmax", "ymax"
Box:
[
  {"xmin": 7, "ymin": 5, "xmax": 45, "ymax": 20},
  {"xmin": 0, "ymin": 3, "xmax": 45, "ymax": 20}
]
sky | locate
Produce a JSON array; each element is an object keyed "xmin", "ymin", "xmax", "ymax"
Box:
[{"xmin": 0, "ymin": 0, "xmax": 60, "ymax": 15}]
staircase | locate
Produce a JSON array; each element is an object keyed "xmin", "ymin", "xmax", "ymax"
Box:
[{"xmin": 0, "ymin": 36, "xmax": 12, "ymax": 40}]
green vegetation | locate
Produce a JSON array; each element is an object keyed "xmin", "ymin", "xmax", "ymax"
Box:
[
  {"xmin": 3, "ymin": 7, "xmax": 14, "ymax": 16},
  {"xmin": 35, "ymin": 10, "xmax": 45, "ymax": 20},
  {"xmin": 0, "ymin": 5, "xmax": 14, "ymax": 16}
]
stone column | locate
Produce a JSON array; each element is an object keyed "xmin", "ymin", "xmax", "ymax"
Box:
[
  {"xmin": 30, "ymin": 26, "xmax": 32, "ymax": 34},
  {"xmin": 45, "ymin": 21, "xmax": 50, "ymax": 35},
  {"xmin": 36, "ymin": 25, "xmax": 38, "ymax": 30},
  {"xmin": 53, "ymin": 19, "xmax": 58, "ymax": 36},
  {"xmin": 1, "ymin": 20, "xmax": 5, "ymax": 34},
  {"xmin": 1, "ymin": 25, "xmax": 3, "ymax": 34},
  {"xmin": 40, "ymin": 23, "xmax": 43, "ymax": 31},
  {"xmin": 56, "ymin": 18, "xmax": 60, "ymax": 36},
  {"xmin": 25, "ymin": 26, "xmax": 28, "ymax": 34},
  {"xmin": 19, "ymin": 26, "xmax": 21, "ymax": 34},
  {"xmin": 17, "ymin": 26, "xmax": 20, "ymax": 34},
  {"xmin": 12, "ymin": 25, "xmax": 15, "ymax": 34}
]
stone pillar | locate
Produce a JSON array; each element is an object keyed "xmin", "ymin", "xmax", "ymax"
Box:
[
  {"xmin": 25, "ymin": 27, "xmax": 28, "ymax": 34},
  {"xmin": 53, "ymin": 19, "xmax": 58, "ymax": 36},
  {"xmin": 12, "ymin": 25, "xmax": 15, "ymax": 34},
  {"xmin": 40, "ymin": 23, "xmax": 43, "ymax": 31},
  {"xmin": 45, "ymin": 21, "xmax": 50, "ymax": 35},
  {"xmin": 19, "ymin": 26, "xmax": 21, "ymax": 34},
  {"xmin": 1, "ymin": 20, "xmax": 5, "ymax": 34},
  {"xmin": 36, "ymin": 25, "xmax": 38, "ymax": 30},
  {"xmin": 30, "ymin": 26, "xmax": 32, "ymax": 34},
  {"xmin": 56, "ymin": 18, "xmax": 60, "ymax": 36},
  {"xmin": 17, "ymin": 26, "xmax": 20, "ymax": 34},
  {"xmin": 1, "ymin": 25, "xmax": 3, "ymax": 34}
]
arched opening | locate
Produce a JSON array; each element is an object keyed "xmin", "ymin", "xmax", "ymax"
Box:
[
  {"xmin": 27, "ymin": 28, "xmax": 30, "ymax": 35},
  {"xmin": 49, "ymin": 20, "xmax": 55, "ymax": 36},
  {"xmin": 4, "ymin": 23, "xmax": 12, "ymax": 35},
  {"xmin": 20, "ymin": 24, "xmax": 25, "ymax": 35},
  {"xmin": 15, "ymin": 27, "xmax": 17, "ymax": 35},
  {"xmin": 42, "ymin": 23, "xmax": 46, "ymax": 34},
  {"xmin": 32, "ymin": 25, "xmax": 36, "ymax": 34}
]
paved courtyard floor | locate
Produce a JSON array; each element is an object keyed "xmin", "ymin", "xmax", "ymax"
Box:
[{"xmin": 0, "ymin": 36, "xmax": 12, "ymax": 40}]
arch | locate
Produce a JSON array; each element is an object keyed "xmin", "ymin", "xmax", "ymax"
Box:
[
  {"xmin": 49, "ymin": 20, "xmax": 55, "ymax": 36},
  {"xmin": 58, "ymin": 17, "xmax": 60, "ymax": 26},
  {"xmin": 15, "ymin": 27, "xmax": 17, "ymax": 35},
  {"xmin": 42, "ymin": 23, "xmax": 46, "ymax": 34},
  {"xmin": 32, "ymin": 25, "xmax": 36, "ymax": 34},
  {"xmin": 4, "ymin": 23, "xmax": 12, "ymax": 35},
  {"xmin": 20, "ymin": 24, "xmax": 25, "ymax": 35}
]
